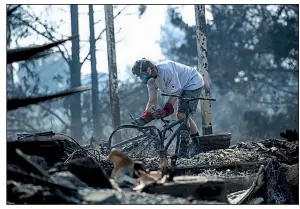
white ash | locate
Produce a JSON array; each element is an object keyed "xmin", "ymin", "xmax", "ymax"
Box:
[
  {"xmin": 176, "ymin": 148, "xmax": 270, "ymax": 167},
  {"xmin": 79, "ymin": 188, "xmax": 223, "ymax": 204}
]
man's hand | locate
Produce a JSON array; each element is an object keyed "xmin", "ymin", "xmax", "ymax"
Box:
[
  {"xmin": 152, "ymin": 103, "xmax": 174, "ymax": 119},
  {"xmin": 131, "ymin": 109, "xmax": 154, "ymax": 126}
]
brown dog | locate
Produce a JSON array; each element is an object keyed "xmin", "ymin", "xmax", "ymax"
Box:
[{"xmin": 108, "ymin": 149, "xmax": 135, "ymax": 179}]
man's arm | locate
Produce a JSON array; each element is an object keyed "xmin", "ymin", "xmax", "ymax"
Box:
[
  {"xmin": 146, "ymin": 78, "xmax": 158, "ymax": 110},
  {"xmin": 151, "ymin": 68, "xmax": 182, "ymax": 120},
  {"xmin": 151, "ymin": 95, "xmax": 176, "ymax": 119},
  {"xmin": 130, "ymin": 81, "xmax": 158, "ymax": 126},
  {"xmin": 167, "ymin": 95, "xmax": 178, "ymax": 107},
  {"xmin": 146, "ymin": 89, "xmax": 158, "ymax": 110},
  {"xmin": 164, "ymin": 65, "xmax": 182, "ymax": 107}
]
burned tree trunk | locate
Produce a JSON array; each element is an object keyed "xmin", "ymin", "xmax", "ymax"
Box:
[
  {"xmin": 7, "ymin": 64, "xmax": 15, "ymax": 95},
  {"xmin": 104, "ymin": 5, "xmax": 121, "ymax": 142},
  {"xmin": 195, "ymin": 5, "xmax": 213, "ymax": 135},
  {"xmin": 88, "ymin": 5, "xmax": 101, "ymax": 138},
  {"xmin": 70, "ymin": 5, "xmax": 82, "ymax": 139}
]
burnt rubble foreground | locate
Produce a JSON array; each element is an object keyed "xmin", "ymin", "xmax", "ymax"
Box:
[{"xmin": 7, "ymin": 131, "xmax": 299, "ymax": 204}]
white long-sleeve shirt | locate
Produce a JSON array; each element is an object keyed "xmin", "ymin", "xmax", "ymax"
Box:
[{"xmin": 147, "ymin": 60, "xmax": 204, "ymax": 97}]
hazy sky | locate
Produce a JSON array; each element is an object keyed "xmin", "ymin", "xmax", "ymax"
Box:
[{"xmin": 12, "ymin": 5, "xmax": 212, "ymax": 80}]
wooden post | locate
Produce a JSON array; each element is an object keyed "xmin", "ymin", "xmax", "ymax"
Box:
[
  {"xmin": 104, "ymin": 5, "xmax": 121, "ymax": 142},
  {"xmin": 195, "ymin": 5, "xmax": 213, "ymax": 135}
]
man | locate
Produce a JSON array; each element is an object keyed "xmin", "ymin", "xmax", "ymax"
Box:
[{"xmin": 131, "ymin": 58, "xmax": 204, "ymax": 155}]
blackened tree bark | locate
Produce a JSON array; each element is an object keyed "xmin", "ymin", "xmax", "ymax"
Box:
[
  {"xmin": 70, "ymin": 5, "xmax": 82, "ymax": 139},
  {"xmin": 88, "ymin": 5, "xmax": 101, "ymax": 138},
  {"xmin": 104, "ymin": 5, "xmax": 121, "ymax": 142},
  {"xmin": 195, "ymin": 5, "xmax": 213, "ymax": 135}
]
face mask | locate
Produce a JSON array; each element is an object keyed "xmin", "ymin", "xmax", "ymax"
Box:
[{"xmin": 139, "ymin": 72, "xmax": 152, "ymax": 84}]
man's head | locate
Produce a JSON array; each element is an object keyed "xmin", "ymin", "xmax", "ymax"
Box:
[{"xmin": 131, "ymin": 58, "xmax": 156, "ymax": 84}]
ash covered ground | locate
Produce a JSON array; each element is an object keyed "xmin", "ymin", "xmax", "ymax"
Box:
[{"xmin": 6, "ymin": 132, "xmax": 299, "ymax": 204}]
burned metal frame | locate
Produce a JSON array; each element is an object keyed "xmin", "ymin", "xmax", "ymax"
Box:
[
  {"xmin": 108, "ymin": 93, "xmax": 216, "ymax": 159},
  {"xmin": 160, "ymin": 93, "xmax": 216, "ymax": 157},
  {"xmin": 108, "ymin": 124, "xmax": 162, "ymax": 156},
  {"xmin": 161, "ymin": 117, "xmax": 186, "ymax": 152}
]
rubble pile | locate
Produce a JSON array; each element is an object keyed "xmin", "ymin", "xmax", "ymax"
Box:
[{"xmin": 7, "ymin": 131, "xmax": 298, "ymax": 204}]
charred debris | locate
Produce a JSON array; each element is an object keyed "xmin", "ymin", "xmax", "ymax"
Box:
[
  {"xmin": 6, "ymin": 130, "xmax": 299, "ymax": 204},
  {"xmin": 6, "ymin": 5, "xmax": 298, "ymax": 205}
]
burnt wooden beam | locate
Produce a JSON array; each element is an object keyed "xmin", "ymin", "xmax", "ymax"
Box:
[
  {"xmin": 7, "ymin": 35, "xmax": 78, "ymax": 64},
  {"xmin": 142, "ymin": 176, "xmax": 229, "ymax": 203},
  {"xmin": 7, "ymin": 86, "xmax": 91, "ymax": 111},
  {"xmin": 7, "ymin": 5, "xmax": 21, "ymax": 17}
]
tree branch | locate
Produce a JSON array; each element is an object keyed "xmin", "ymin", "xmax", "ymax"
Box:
[
  {"xmin": 285, "ymin": 5, "xmax": 299, "ymax": 12},
  {"xmin": 80, "ymin": 5, "xmax": 130, "ymax": 66},
  {"xmin": 7, "ymin": 118, "xmax": 39, "ymax": 132},
  {"xmin": 249, "ymin": 99, "xmax": 297, "ymax": 106},
  {"xmin": 38, "ymin": 103, "xmax": 70, "ymax": 128},
  {"xmin": 7, "ymin": 5, "xmax": 22, "ymax": 17},
  {"xmin": 94, "ymin": 18, "xmax": 102, "ymax": 25},
  {"xmin": 7, "ymin": 128, "xmax": 34, "ymax": 133},
  {"xmin": 259, "ymin": 80, "xmax": 298, "ymax": 95},
  {"xmin": 12, "ymin": 11, "xmax": 71, "ymax": 64},
  {"xmin": 28, "ymin": 12, "xmax": 72, "ymax": 62}
]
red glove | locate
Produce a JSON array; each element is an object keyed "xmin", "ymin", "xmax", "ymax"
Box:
[
  {"xmin": 140, "ymin": 110, "xmax": 154, "ymax": 122},
  {"xmin": 131, "ymin": 110, "xmax": 154, "ymax": 126},
  {"xmin": 152, "ymin": 103, "xmax": 174, "ymax": 119}
]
